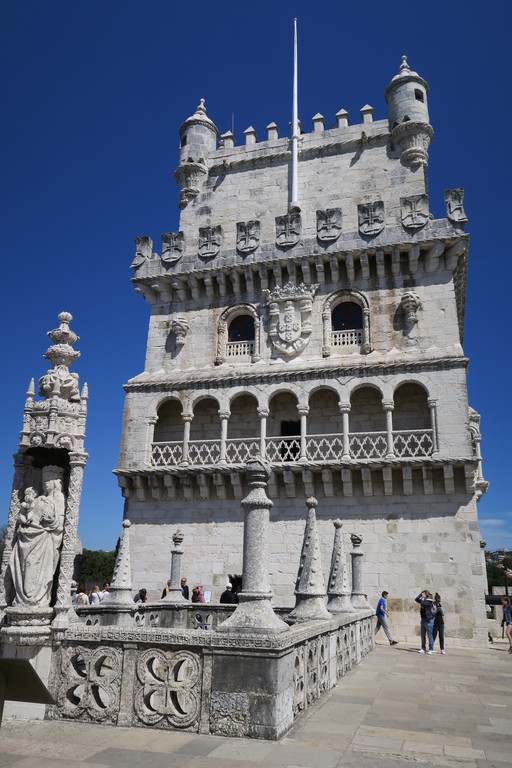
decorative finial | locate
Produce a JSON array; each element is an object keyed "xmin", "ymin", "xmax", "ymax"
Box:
[
  {"xmin": 196, "ymin": 98, "xmax": 206, "ymax": 115},
  {"xmin": 399, "ymin": 55, "xmax": 410, "ymax": 74},
  {"xmin": 26, "ymin": 378, "xmax": 35, "ymax": 398},
  {"xmin": 38, "ymin": 312, "xmax": 80, "ymax": 401}
]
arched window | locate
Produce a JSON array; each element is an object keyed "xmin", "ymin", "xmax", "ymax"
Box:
[
  {"xmin": 322, "ymin": 292, "xmax": 370, "ymax": 356},
  {"xmin": 332, "ymin": 302, "xmax": 363, "ymax": 334},
  {"xmin": 228, "ymin": 315, "xmax": 255, "ymax": 345},
  {"xmin": 217, "ymin": 305, "xmax": 260, "ymax": 364}
]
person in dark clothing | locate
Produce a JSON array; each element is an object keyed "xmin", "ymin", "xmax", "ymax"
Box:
[
  {"xmin": 433, "ymin": 592, "xmax": 446, "ymax": 654},
  {"xmin": 220, "ymin": 582, "xmax": 236, "ymax": 604},
  {"xmin": 415, "ymin": 589, "xmax": 436, "ymax": 654},
  {"xmin": 181, "ymin": 577, "xmax": 189, "ymax": 600}
]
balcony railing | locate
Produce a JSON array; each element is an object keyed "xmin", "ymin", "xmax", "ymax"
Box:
[
  {"xmin": 151, "ymin": 429, "xmax": 434, "ymax": 467},
  {"xmin": 226, "ymin": 340, "xmax": 255, "ymax": 357},
  {"xmin": 331, "ymin": 329, "xmax": 363, "ymax": 347}
]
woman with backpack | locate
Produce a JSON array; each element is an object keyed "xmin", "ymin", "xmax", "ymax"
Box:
[{"xmin": 432, "ymin": 592, "xmax": 446, "ymax": 655}]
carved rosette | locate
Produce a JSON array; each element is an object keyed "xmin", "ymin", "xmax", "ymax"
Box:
[
  {"xmin": 198, "ymin": 226, "xmax": 222, "ymax": 260},
  {"xmin": 161, "ymin": 231, "xmax": 185, "ymax": 265},
  {"xmin": 317, "ymin": 208, "xmax": 342, "ymax": 242},
  {"xmin": 134, "ymin": 648, "xmax": 201, "ymax": 729},
  {"xmin": 401, "ymin": 291, "xmax": 421, "ymax": 326},
  {"xmin": 54, "ymin": 644, "xmax": 122, "ymax": 722},
  {"xmin": 401, "ymin": 194, "xmax": 429, "ymax": 230},
  {"xmin": 264, "ymin": 282, "xmax": 317, "ymax": 358},
  {"xmin": 444, "ymin": 188, "xmax": 468, "ymax": 226},
  {"xmin": 131, "ymin": 236, "xmax": 153, "ymax": 270},
  {"xmin": 275, "ymin": 212, "xmax": 301, "ymax": 248},
  {"xmin": 236, "ymin": 220, "xmax": 260, "ymax": 255},
  {"xmin": 358, "ymin": 201, "xmax": 385, "ymax": 237},
  {"xmin": 171, "ymin": 317, "xmax": 190, "ymax": 347}
]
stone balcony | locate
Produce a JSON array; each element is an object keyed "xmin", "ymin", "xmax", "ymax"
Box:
[{"xmin": 151, "ymin": 429, "xmax": 434, "ymax": 468}]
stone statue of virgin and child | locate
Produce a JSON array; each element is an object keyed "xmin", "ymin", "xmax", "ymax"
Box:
[{"xmin": 10, "ymin": 465, "xmax": 66, "ymax": 609}]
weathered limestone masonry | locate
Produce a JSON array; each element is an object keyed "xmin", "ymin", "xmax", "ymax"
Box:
[{"xmin": 120, "ymin": 57, "xmax": 488, "ymax": 646}]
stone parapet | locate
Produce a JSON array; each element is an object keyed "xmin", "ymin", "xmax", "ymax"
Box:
[{"xmin": 46, "ymin": 609, "xmax": 374, "ymax": 739}]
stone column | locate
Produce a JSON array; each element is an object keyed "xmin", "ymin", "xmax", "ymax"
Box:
[
  {"xmin": 428, "ymin": 398, "xmax": 439, "ymax": 455},
  {"xmin": 218, "ymin": 411, "xmax": 230, "ymax": 466},
  {"xmin": 181, "ymin": 414, "xmax": 193, "ymax": 466},
  {"xmin": 0, "ymin": 454, "xmax": 31, "ymax": 618},
  {"xmin": 383, "ymin": 401, "xmax": 395, "ymax": 458},
  {"xmin": 298, "ymin": 405, "xmax": 309, "ymax": 462},
  {"xmin": 258, "ymin": 408, "xmax": 269, "ymax": 459},
  {"xmin": 362, "ymin": 307, "xmax": 371, "ymax": 353},
  {"xmin": 53, "ymin": 451, "xmax": 88, "ymax": 630},
  {"xmin": 288, "ymin": 497, "xmax": 331, "ymax": 623},
  {"xmin": 350, "ymin": 533, "xmax": 372, "ymax": 609},
  {"xmin": 327, "ymin": 520, "xmax": 355, "ymax": 613},
  {"xmin": 340, "ymin": 403, "xmax": 351, "ymax": 460},
  {"xmin": 217, "ymin": 459, "xmax": 288, "ymax": 634},
  {"xmin": 163, "ymin": 529, "xmax": 187, "ymax": 602}
]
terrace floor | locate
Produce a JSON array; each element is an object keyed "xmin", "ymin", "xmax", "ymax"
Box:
[{"xmin": 0, "ymin": 641, "xmax": 510, "ymax": 768}]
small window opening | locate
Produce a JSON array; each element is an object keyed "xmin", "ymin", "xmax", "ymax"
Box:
[
  {"xmin": 228, "ymin": 315, "xmax": 255, "ymax": 343},
  {"xmin": 414, "ymin": 89, "xmax": 424, "ymax": 103},
  {"xmin": 180, "ymin": 136, "xmax": 187, "ymax": 147},
  {"xmin": 332, "ymin": 302, "xmax": 362, "ymax": 331},
  {"xmin": 403, "ymin": 115, "xmax": 410, "ymax": 122}
]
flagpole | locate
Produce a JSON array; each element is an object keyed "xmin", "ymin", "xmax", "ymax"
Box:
[{"xmin": 291, "ymin": 18, "xmax": 299, "ymax": 211}]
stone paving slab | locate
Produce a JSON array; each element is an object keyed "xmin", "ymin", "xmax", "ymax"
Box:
[{"xmin": 0, "ymin": 645, "xmax": 511, "ymax": 767}]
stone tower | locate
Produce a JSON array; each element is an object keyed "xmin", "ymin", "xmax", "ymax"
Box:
[{"xmin": 118, "ymin": 57, "xmax": 488, "ymax": 646}]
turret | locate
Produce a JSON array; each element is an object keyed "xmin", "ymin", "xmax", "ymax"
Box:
[
  {"xmin": 385, "ymin": 56, "xmax": 433, "ymax": 168},
  {"xmin": 174, "ymin": 99, "xmax": 218, "ymax": 209}
]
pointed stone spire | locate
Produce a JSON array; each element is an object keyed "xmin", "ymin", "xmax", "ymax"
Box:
[
  {"xmin": 107, "ymin": 519, "xmax": 133, "ymax": 605},
  {"xmin": 327, "ymin": 520, "xmax": 355, "ymax": 614},
  {"xmin": 288, "ymin": 497, "xmax": 331, "ymax": 623},
  {"xmin": 80, "ymin": 382, "xmax": 88, "ymax": 400},
  {"xmin": 399, "ymin": 54, "xmax": 410, "ymax": 75}
]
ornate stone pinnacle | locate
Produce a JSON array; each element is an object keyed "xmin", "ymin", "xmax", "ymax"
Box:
[
  {"xmin": 350, "ymin": 533, "xmax": 363, "ymax": 548},
  {"xmin": 288, "ymin": 496, "xmax": 331, "ymax": 623},
  {"xmin": 399, "ymin": 55, "xmax": 410, "ymax": 74},
  {"xmin": 108, "ymin": 519, "xmax": 133, "ymax": 605},
  {"xmin": 196, "ymin": 98, "xmax": 206, "ymax": 116},
  {"xmin": 172, "ymin": 529, "xmax": 184, "ymax": 548}
]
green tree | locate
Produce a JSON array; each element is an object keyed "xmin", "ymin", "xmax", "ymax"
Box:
[{"xmin": 78, "ymin": 548, "xmax": 116, "ymax": 586}]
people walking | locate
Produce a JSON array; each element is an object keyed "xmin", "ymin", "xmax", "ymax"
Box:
[
  {"xmin": 181, "ymin": 577, "xmax": 189, "ymax": 600},
  {"xmin": 89, "ymin": 585, "xmax": 101, "ymax": 605},
  {"xmin": 161, "ymin": 579, "xmax": 171, "ymax": 599},
  {"xmin": 134, "ymin": 588, "xmax": 148, "ymax": 603},
  {"xmin": 433, "ymin": 592, "xmax": 445, "ymax": 654},
  {"xmin": 501, "ymin": 596, "xmax": 512, "ymax": 653},
  {"xmin": 416, "ymin": 590, "xmax": 436, "ymax": 654},
  {"xmin": 374, "ymin": 591, "xmax": 398, "ymax": 645}
]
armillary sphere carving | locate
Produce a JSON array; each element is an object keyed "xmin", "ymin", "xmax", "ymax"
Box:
[{"xmin": 135, "ymin": 648, "xmax": 201, "ymax": 728}]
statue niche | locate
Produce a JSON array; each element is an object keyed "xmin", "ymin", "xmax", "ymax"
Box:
[{"xmin": 10, "ymin": 465, "xmax": 66, "ymax": 610}]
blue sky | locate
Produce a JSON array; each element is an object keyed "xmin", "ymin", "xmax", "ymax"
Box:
[{"xmin": 1, "ymin": 1, "xmax": 510, "ymax": 551}]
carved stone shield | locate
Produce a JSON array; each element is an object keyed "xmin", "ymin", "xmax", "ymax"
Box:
[
  {"xmin": 198, "ymin": 226, "xmax": 222, "ymax": 260},
  {"xmin": 444, "ymin": 188, "xmax": 467, "ymax": 225},
  {"xmin": 276, "ymin": 212, "xmax": 301, "ymax": 248},
  {"xmin": 401, "ymin": 195, "xmax": 429, "ymax": 230},
  {"xmin": 265, "ymin": 282, "xmax": 317, "ymax": 357},
  {"xmin": 161, "ymin": 232, "xmax": 184, "ymax": 265},
  {"xmin": 317, "ymin": 208, "xmax": 342, "ymax": 242},
  {"xmin": 131, "ymin": 236, "xmax": 153, "ymax": 269},
  {"xmin": 236, "ymin": 220, "xmax": 260, "ymax": 255},
  {"xmin": 358, "ymin": 201, "xmax": 384, "ymax": 237}
]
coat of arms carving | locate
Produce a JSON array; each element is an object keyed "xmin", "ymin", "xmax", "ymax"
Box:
[
  {"xmin": 444, "ymin": 188, "xmax": 467, "ymax": 226},
  {"xmin": 236, "ymin": 220, "xmax": 260, "ymax": 255},
  {"xmin": 131, "ymin": 236, "xmax": 153, "ymax": 270},
  {"xmin": 358, "ymin": 201, "xmax": 385, "ymax": 237},
  {"xmin": 198, "ymin": 226, "xmax": 222, "ymax": 260},
  {"xmin": 317, "ymin": 208, "xmax": 342, "ymax": 242},
  {"xmin": 275, "ymin": 212, "xmax": 301, "ymax": 248},
  {"xmin": 264, "ymin": 282, "xmax": 317, "ymax": 357},
  {"xmin": 400, "ymin": 195, "xmax": 429, "ymax": 230},
  {"xmin": 161, "ymin": 231, "xmax": 185, "ymax": 265}
]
